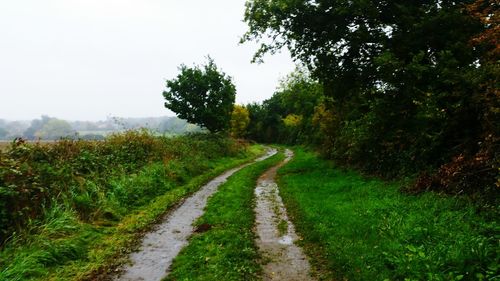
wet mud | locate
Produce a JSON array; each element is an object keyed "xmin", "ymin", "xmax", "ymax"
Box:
[{"xmin": 254, "ymin": 149, "xmax": 315, "ymax": 281}]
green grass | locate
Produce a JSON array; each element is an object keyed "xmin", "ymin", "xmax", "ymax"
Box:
[
  {"xmin": 164, "ymin": 150, "xmax": 285, "ymax": 281},
  {"xmin": 277, "ymin": 148, "xmax": 499, "ymax": 281},
  {"xmin": 0, "ymin": 144, "xmax": 265, "ymax": 281},
  {"xmin": 277, "ymin": 219, "xmax": 288, "ymax": 237}
]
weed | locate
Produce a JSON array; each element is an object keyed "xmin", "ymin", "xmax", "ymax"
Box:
[{"xmin": 277, "ymin": 219, "xmax": 288, "ymax": 237}]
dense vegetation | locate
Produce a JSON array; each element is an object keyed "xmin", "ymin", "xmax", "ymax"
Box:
[
  {"xmin": 0, "ymin": 1, "xmax": 497, "ymax": 280},
  {"xmin": 242, "ymin": 0, "xmax": 498, "ymax": 197},
  {"xmin": 278, "ymin": 149, "xmax": 499, "ymax": 280},
  {"xmin": 239, "ymin": 3, "xmax": 499, "ymax": 277},
  {"xmin": 0, "ymin": 132, "xmax": 261, "ymax": 280}
]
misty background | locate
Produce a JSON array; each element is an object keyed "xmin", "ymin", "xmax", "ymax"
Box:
[
  {"xmin": 0, "ymin": 0, "xmax": 295, "ymax": 130},
  {"xmin": 0, "ymin": 116, "xmax": 200, "ymax": 140}
]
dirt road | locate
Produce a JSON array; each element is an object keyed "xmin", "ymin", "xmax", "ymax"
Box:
[
  {"xmin": 114, "ymin": 148, "xmax": 277, "ymax": 281},
  {"xmin": 254, "ymin": 149, "xmax": 315, "ymax": 281}
]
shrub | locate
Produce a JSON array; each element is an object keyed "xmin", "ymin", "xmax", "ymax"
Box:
[
  {"xmin": 409, "ymin": 136, "xmax": 499, "ymax": 201},
  {"xmin": 0, "ymin": 131, "xmax": 246, "ymax": 245}
]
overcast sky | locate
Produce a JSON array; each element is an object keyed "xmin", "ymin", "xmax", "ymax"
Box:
[{"xmin": 0, "ymin": 0, "xmax": 295, "ymax": 121}]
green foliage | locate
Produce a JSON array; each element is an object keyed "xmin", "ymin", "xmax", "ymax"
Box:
[
  {"xmin": 165, "ymin": 151, "xmax": 285, "ymax": 281},
  {"xmin": 21, "ymin": 116, "xmax": 76, "ymax": 140},
  {"xmin": 0, "ymin": 206, "xmax": 92, "ymax": 281},
  {"xmin": 0, "ymin": 131, "xmax": 246, "ymax": 244},
  {"xmin": 230, "ymin": 105, "xmax": 250, "ymax": 138},
  {"xmin": 163, "ymin": 57, "xmax": 236, "ymax": 132},
  {"xmin": 243, "ymin": 0, "xmax": 482, "ymax": 95},
  {"xmin": 0, "ymin": 133, "xmax": 262, "ymax": 281},
  {"xmin": 282, "ymin": 114, "xmax": 302, "ymax": 127},
  {"xmin": 23, "ymin": 115, "xmax": 51, "ymax": 140},
  {"xmin": 242, "ymin": 0, "xmax": 498, "ymax": 194},
  {"xmin": 277, "ymin": 149, "xmax": 500, "ymax": 281},
  {"xmin": 245, "ymin": 68, "xmax": 323, "ymax": 144}
]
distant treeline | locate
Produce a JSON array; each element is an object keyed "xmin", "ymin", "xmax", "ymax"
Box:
[{"xmin": 0, "ymin": 115, "xmax": 200, "ymax": 140}]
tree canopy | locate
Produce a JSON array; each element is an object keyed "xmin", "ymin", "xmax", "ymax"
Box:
[
  {"xmin": 163, "ymin": 58, "xmax": 236, "ymax": 133},
  {"xmin": 242, "ymin": 0, "xmax": 498, "ymax": 195}
]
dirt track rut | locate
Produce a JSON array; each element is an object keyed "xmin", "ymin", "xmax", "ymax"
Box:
[
  {"xmin": 114, "ymin": 148, "xmax": 277, "ymax": 281},
  {"xmin": 254, "ymin": 149, "xmax": 315, "ymax": 281}
]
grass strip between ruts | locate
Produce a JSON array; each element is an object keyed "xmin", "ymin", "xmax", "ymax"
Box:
[
  {"xmin": 164, "ymin": 150, "xmax": 285, "ymax": 281},
  {"xmin": 0, "ymin": 145, "xmax": 265, "ymax": 281}
]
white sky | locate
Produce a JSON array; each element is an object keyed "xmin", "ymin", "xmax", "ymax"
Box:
[{"xmin": 0, "ymin": 0, "xmax": 295, "ymax": 121}]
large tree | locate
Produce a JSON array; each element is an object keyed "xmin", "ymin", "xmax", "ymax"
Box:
[
  {"xmin": 163, "ymin": 58, "xmax": 236, "ymax": 133},
  {"xmin": 242, "ymin": 0, "xmax": 491, "ymax": 175},
  {"xmin": 243, "ymin": 1, "xmax": 482, "ymax": 109}
]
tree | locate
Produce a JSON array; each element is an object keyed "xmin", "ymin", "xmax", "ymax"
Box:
[
  {"xmin": 163, "ymin": 58, "xmax": 236, "ymax": 133},
  {"xmin": 230, "ymin": 105, "xmax": 250, "ymax": 138},
  {"xmin": 466, "ymin": 0, "xmax": 499, "ymax": 138},
  {"xmin": 36, "ymin": 119, "xmax": 74, "ymax": 140},
  {"xmin": 467, "ymin": 0, "xmax": 499, "ymax": 60},
  {"xmin": 282, "ymin": 114, "xmax": 302, "ymax": 127},
  {"xmin": 0, "ymin": 127, "xmax": 7, "ymax": 139},
  {"xmin": 24, "ymin": 115, "xmax": 51, "ymax": 140},
  {"xmin": 245, "ymin": 68, "xmax": 323, "ymax": 144},
  {"xmin": 243, "ymin": 0, "xmax": 482, "ymax": 104},
  {"xmin": 242, "ymin": 0, "xmax": 490, "ymax": 176}
]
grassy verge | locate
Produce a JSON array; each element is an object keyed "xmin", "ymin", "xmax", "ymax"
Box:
[
  {"xmin": 277, "ymin": 148, "xmax": 499, "ymax": 281},
  {"xmin": 0, "ymin": 140, "xmax": 265, "ymax": 281},
  {"xmin": 164, "ymin": 150, "xmax": 285, "ymax": 281}
]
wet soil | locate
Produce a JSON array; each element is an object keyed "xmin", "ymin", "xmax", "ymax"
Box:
[
  {"xmin": 114, "ymin": 148, "xmax": 277, "ymax": 281},
  {"xmin": 254, "ymin": 149, "xmax": 315, "ymax": 281}
]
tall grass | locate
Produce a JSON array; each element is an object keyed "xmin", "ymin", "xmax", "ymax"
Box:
[
  {"xmin": 0, "ymin": 131, "xmax": 243, "ymax": 243},
  {"xmin": 0, "ymin": 131, "xmax": 259, "ymax": 280}
]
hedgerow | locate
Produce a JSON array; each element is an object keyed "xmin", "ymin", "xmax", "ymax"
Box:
[{"xmin": 0, "ymin": 131, "xmax": 245, "ymax": 244}]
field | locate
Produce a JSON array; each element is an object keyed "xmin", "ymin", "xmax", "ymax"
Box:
[
  {"xmin": 0, "ymin": 141, "xmax": 9, "ymax": 151},
  {"xmin": 77, "ymin": 130, "xmax": 114, "ymax": 136}
]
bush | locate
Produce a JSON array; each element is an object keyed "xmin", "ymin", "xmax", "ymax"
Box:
[
  {"xmin": 409, "ymin": 137, "xmax": 499, "ymax": 200},
  {"xmin": 0, "ymin": 131, "xmax": 246, "ymax": 244}
]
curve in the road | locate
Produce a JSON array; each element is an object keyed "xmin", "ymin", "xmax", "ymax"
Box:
[{"xmin": 114, "ymin": 148, "xmax": 277, "ymax": 281}]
